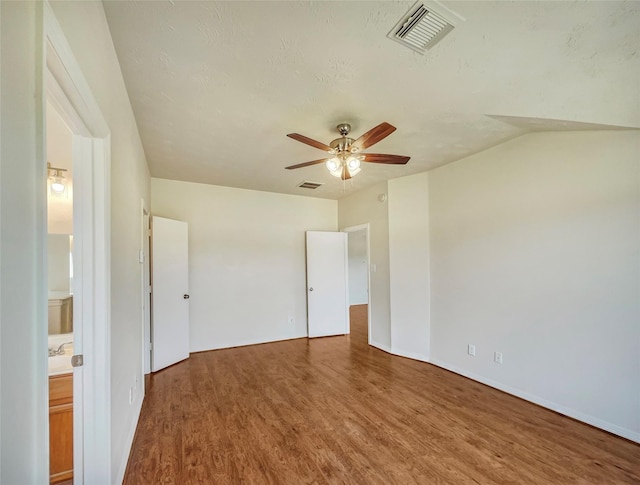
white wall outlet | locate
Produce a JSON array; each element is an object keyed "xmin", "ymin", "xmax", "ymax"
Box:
[
  {"xmin": 494, "ymin": 351, "xmax": 503, "ymax": 364},
  {"xmin": 467, "ymin": 344, "xmax": 476, "ymax": 356},
  {"xmin": 128, "ymin": 387, "xmax": 133, "ymax": 405}
]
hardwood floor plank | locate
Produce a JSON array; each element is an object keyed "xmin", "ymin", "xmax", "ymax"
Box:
[{"xmin": 124, "ymin": 305, "xmax": 640, "ymax": 484}]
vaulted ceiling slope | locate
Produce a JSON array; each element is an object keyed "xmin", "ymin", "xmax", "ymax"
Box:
[{"xmin": 103, "ymin": 1, "xmax": 640, "ymax": 199}]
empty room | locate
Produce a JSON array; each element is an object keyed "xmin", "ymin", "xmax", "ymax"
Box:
[{"xmin": 1, "ymin": 1, "xmax": 639, "ymax": 484}]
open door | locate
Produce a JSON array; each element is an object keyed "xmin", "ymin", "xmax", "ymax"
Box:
[
  {"xmin": 151, "ymin": 216, "xmax": 190, "ymax": 372},
  {"xmin": 306, "ymin": 231, "xmax": 349, "ymax": 338}
]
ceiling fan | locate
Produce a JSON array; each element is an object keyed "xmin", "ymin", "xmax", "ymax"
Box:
[{"xmin": 285, "ymin": 122, "xmax": 410, "ymax": 180}]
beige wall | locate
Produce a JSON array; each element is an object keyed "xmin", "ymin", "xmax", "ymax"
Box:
[
  {"xmin": 428, "ymin": 130, "xmax": 639, "ymax": 440},
  {"xmin": 0, "ymin": 2, "xmax": 49, "ymax": 481},
  {"xmin": 338, "ymin": 182, "xmax": 391, "ymax": 349},
  {"xmin": 152, "ymin": 178, "xmax": 337, "ymax": 351},
  {"xmin": 388, "ymin": 172, "xmax": 430, "ymax": 361},
  {"xmin": 352, "ymin": 130, "xmax": 639, "ymax": 442},
  {"xmin": 46, "ymin": 102, "xmax": 74, "ymax": 235}
]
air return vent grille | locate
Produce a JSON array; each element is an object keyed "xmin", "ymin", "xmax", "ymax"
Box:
[
  {"xmin": 298, "ymin": 181, "xmax": 323, "ymax": 190},
  {"xmin": 388, "ymin": 2, "xmax": 458, "ymax": 54}
]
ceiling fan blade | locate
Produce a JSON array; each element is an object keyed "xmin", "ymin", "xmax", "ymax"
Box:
[
  {"xmin": 284, "ymin": 158, "xmax": 329, "ymax": 170},
  {"xmin": 362, "ymin": 153, "xmax": 410, "ymax": 165},
  {"xmin": 341, "ymin": 166, "xmax": 352, "ymax": 180},
  {"xmin": 287, "ymin": 133, "xmax": 333, "ymax": 152},
  {"xmin": 350, "ymin": 122, "xmax": 396, "ymax": 151}
]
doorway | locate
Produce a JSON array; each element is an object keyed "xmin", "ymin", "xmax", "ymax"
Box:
[
  {"xmin": 343, "ymin": 224, "xmax": 371, "ymax": 344},
  {"xmin": 142, "ymin": 205, "xmax": 151, "ymax": 375},
  {"xmin": 46, "ymin": 101, "xmax": 75, "ymax": 484},
  {"xmin": 44, "ymin": 3, "xmax": 112, "ymax": 481}
]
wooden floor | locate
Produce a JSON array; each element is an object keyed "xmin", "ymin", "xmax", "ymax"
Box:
[{"xmin": 124, "ymin": 305, "xmax": 639, "ymax": 484}]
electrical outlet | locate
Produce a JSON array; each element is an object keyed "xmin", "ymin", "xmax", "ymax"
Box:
[
  {"xmin": 494, "ymin": 351, "xmax": 503, "ymax": 364},
  {"xmin": 129, "ymin": 387, "xmax": 133, "ymax": 405},
  {"xmin": 468, "ymin": 344, "xmax": 476, "ymax": 356}
]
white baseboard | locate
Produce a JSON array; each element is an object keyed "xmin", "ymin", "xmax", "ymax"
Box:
[
  {"xmin": 369, "ymin": 341, "xmax": 429, "ymax": 363},
  {"xmin": 114, "ymin": 390, "xmax": 144, "ymax": 485},
  {"xmin": 430, "ymin": 358, "xmax": 640, "ymax": 444},
  {"xmin": 390, "ymin": 347, "xmax": 429, "ymax": 363},
  {"xmin": 369, "ymin": 340, "xmax": 392, "ymax": 354},
  {"xmin": 191, "ymin": 333, "xmax": 309, "ymax": 353}
]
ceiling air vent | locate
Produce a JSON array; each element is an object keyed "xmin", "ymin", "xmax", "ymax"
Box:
[
  {"xmin": 298, "ymin": 181, "xmax": 323, "ymax": 190},
  {"xmin": 388, "ymin": 1, "xmax": 460, "ymax": 54}
]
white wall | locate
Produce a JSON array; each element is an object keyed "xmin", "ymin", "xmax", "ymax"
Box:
[
  {"xmin": 428, "ymin": 130, "xmax": 640, "ymax": 441},
  {"xmin": 388, "ymin": 173, "xmax": 430, "ymax": 361},
  {"xmin": 0, "ymin": 2, "xmax": 49, "ymax": 481},
  {"xmin": 46, "ymin": 1, "xmax": 151, "ymax": 480},
  {"xmin": 338, "ymin": 182, "xmax": 391, "ymax": 349},
  {"xmin": 347, "ymin": 229, "xmax": 368, "ymax": 305},
  {"xmin": 151, "ymin": 178, "xmax": 337, "ymax": 352}
]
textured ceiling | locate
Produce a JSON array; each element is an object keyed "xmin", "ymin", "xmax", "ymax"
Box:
[{"xmin": 103, "ymin": 0, "xmax": 640, "ymax": 199}]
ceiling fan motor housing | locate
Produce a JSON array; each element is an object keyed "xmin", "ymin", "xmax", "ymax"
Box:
[
  {"xmin": 336, "ymin": 123, "xmax": 351, "ymax": 136},
  {"xmin": 330, "ymin": 137, "xmax": 356, "ymax": 154}
]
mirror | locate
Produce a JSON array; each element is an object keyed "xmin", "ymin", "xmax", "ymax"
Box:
[{"xmin": 48, "ymin": 234, "xmax": 73, "ymax": 334}]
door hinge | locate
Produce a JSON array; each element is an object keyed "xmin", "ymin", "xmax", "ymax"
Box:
[
  {"xmin": 71, "ymin": 354, "xmax": 84, "ymax": 367},
  {"xmin": 148, "ymin": 285, "xmax": 152, "ymax": 294}
]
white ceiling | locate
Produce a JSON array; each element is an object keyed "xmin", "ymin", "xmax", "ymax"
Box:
[{"xmin": 103, "ymin": 0, "xmax": 640, "ymax": 199}]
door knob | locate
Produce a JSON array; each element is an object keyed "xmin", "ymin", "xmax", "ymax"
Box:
[
  {"xmin": 309, "ymin": 287, "xmax": 313, "ymax": 292},
  {"xmin": 183, "ymin": 294, "xmax": 190, "ymax": 299}
]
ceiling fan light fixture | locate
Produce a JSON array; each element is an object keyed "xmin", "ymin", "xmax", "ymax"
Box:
[
  {"xmin": 348, "ymin": 166, "xmax": 361, "ymax": 177},
  {"xmin": 329, "ymin": 168, "xmax": 343, "ymax": 178},
  {"xmin": 326, "ymin": 158, "xmax": 340, "ymax": 172},
  {"xmin": 285, "ymin": 122, "xmax": 410, "ymax": 182},
  {"xmin": 347, "ymin": 156, "xmax": 361, "ymax": 171}
]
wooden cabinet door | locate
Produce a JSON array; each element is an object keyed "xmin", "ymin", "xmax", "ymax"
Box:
[{"xmin": 49, "ymin": 374, "xmax": 73, "ymax": 483}]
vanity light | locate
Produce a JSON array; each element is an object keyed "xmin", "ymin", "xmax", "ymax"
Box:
[{"xmin": 48, "ymin": 162, "xmax": 68, "ymax": 196}]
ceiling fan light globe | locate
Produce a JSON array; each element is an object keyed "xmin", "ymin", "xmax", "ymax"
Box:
[
  {"xmin": 348, "ymin": 166, "xmax": 361, "ymax": 177},
  {"xmin": 326, "ymin": 158, "xmax": 340, "ymax": 172},
  {"xmin": 347, "ymin": 157, "xmax": 361, "ymax": 171}
]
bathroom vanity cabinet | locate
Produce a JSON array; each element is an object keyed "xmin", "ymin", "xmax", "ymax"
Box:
[{"xmin": 49, "ymin": 373, "xmax": 73, "ymax": 484}]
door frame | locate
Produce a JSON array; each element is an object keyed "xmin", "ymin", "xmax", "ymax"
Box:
[
  {"xmin": 44, "ymin": 3, "xmax": 112, "ymax": 482},
  {"xmin": 141, "ymin": 201, "xmax": 151, "ymax": 375},
  {"xmin": 341, "ymin": 224, "xmax": 372, "ymax": 345}
]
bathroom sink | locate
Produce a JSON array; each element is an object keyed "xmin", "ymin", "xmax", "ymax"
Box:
[{"xmin": 48, "ymin": 345, "xmax": 74, "ymax": 375}]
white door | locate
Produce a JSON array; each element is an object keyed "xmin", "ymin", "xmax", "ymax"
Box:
[
  {"xmin": 151, "ymin": 216, "xmax": 190, "ymax": 372},
  {"xmin": 306, "ymin": 231, "xmax": 349, "ymax": 338}
]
